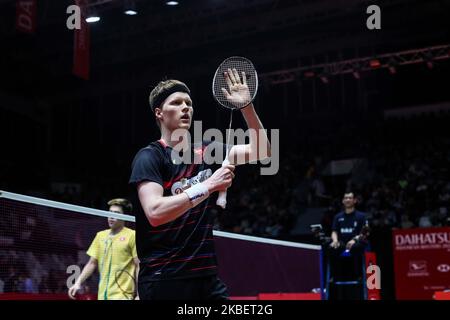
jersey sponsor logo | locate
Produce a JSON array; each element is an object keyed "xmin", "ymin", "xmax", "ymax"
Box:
[
  {"xmin": 340, "ymin": 227, "xmax": 354, "ymax": 234},
  {"xmin": 171, "ymin": 169, "xmax": 212, "ymax": 195},
  {"xmin": 119, "ymin": 236, "xmax": 126, "ymax": 241}
]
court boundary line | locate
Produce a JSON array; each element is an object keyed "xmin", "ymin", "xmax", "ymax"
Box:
[{"xmin": 0, "ymin": 190, "xmax": 320, "ymax": 250}]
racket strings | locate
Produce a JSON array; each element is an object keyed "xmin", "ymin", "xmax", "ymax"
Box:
[
  {"xmin": 213, "ymin": 56, "xmax": 258, "ymax": 208},
  {"xmin": 213, "ymin": 57, "xmax": 258, "ymax": 110}
]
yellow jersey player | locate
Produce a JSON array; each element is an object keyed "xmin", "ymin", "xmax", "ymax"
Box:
[{"xmin": 68, "ymin": 198, "xmax": 139, "ymax": 300}]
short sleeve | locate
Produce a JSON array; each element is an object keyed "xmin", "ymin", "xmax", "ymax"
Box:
[
  {"xmin": 331, "ymin": 214, "xmax": 339, "ymax": 232},
  {"xmin": 129, "ymin": 147, "xmax": 164, "ymax": 187},
  {"xmin": 86, "ymin": 233, "xmax": 100, "ymax": 260}
]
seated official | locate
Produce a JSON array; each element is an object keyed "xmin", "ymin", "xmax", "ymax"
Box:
[{"xmin": 327, "ymin": 191, "xmax": 370, "ymax": 299}]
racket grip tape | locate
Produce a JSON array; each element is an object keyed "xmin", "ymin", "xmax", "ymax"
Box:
[
  {"xmin": 216, "ymin": 190, "xmax": 227, "ymax": 209},
  {"xmin": 216, "ymin": 159, "xmax": 230, "ymax": 209}
]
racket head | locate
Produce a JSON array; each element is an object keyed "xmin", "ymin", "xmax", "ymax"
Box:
[{"xmin": 212, "ymin": 56, "xmax": 258, "ymax": 110}]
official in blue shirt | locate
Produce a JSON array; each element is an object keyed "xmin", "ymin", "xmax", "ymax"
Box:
[
  {"xmin": 330, "ymin": 192, "xmax": 369, "ymax": 252},
  {"xmin": 327, "ymin": 192, "xmax": 370, "ymax": 300}
]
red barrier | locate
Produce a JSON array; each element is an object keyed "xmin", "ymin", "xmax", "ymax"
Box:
[
  {"xmin": 230, "ymin": 296, "xmax": 258, "ymax": 300},
  {"xmin": 258, "ymin": 293, "xmax": 321, "ymax": 300},
  {"xmin": 0, "ymin": 293, "xmax": 70, "ymax": 300},
  {"xmin": 433, "ymin": 291, "xmax": 450, "ymax": 300},
  {"xmin": 0, "ymin": 293, "xmax": 323, "ymax": 300},
  {"xmin": 0, "ymin": 293, "xmax": 96, "ymax": 300}
]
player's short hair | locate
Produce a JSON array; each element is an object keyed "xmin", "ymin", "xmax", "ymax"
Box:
[
  {"xmin": 343, "ymin": 191, "xmax": 356, "ymax": 198},
  {"xmin": 149, "ymin": 79, "xmax": 191, "ymax": 128},
  {"xmin": 107, "ymin": 198, "xmax": 133, "ymax": 214}
]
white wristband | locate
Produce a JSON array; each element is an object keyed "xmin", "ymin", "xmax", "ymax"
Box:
[{"xmin": 184, "ymin": 183, "xmax": 210, "ymax": 208}]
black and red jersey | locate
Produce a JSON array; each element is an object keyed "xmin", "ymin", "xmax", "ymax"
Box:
[{"xmin": 129, "ymin": 139, "xmax": 225, "ymax": 282}]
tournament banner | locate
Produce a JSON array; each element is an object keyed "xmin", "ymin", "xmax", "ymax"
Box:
[
  {"xmin": 392, "ymin": 227, "xmax": 450, "ymax": 300},
  {"xmin": 73, "ymin": 0, "xmax": 90, "ymax": 80},
  {"xmin": 16, "ymin": 0, "xmax": 37, "ymax": 34}
]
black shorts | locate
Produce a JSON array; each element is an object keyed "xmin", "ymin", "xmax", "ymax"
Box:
[{"xmin": 138, "ymin": 275, "xmax": 229, "ymax": 300}]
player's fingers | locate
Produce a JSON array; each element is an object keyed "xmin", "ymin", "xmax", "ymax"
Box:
[
  {"xmin": 224, "ymin": 164, "xmax": 235, "ymax": 172},
  {"xmin": 242, "ymin": 72, "xmax": 247, "ymax": 85},
  {"xmin": 224, "ymin": 71, "xmax": 233, "ymax": 89},
  {"xmin": 227, "ymin": 68, "xmax": 237, "ymax": 85},
  {"xmin": 223, "ymin": 179, "xmax": 232, "ymax": 188},
  {"xmin": 225, "ymin": 171, "xmax": 235, "ymax": 179},
  {"xmin": 232, "ymin": 68, "xmax": 241, "ymax": 84}
]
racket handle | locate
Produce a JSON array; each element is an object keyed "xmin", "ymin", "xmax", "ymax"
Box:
[
  {"xmin": 216, "ymin": 159, "xmax": 230, "ymax": 209},
  {"xmin": 217, "ymin": 190, "xmax": 227, "ymax": 209}
]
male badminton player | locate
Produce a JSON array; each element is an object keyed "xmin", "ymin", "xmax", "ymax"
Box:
[
  {"xmin": 68, "ymin": 198, "xmax": 139, "ymax": 300},
  {"xmin": 129, "ymin": 72, "xmax": 270, "ymax": 300}
]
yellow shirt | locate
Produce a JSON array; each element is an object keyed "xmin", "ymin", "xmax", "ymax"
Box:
[{"xmin": 87, "ymin": 227, "xmax": 138, "ymax": 300}]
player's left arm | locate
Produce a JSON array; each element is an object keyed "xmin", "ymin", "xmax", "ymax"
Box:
[
  {"xmin": 129, "ymin": 232, "xmax": 140, "ymax": 299},
  {"xmin": 223, "ymin": 70, "xmax": 270, "ymax": 166},
  {"xmin": 228, "ymin": 104, "xmax": 271, "ymax": 165},
  {"xmin": 133, "ymin": 257, "xmax": 140, "ymax": 300}
]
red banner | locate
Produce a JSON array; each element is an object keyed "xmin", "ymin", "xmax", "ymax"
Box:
[
  {"xmin": 16, "ymin": 0, "xmax": 36, "ymax": 34},
  {"xmin": 0, "ymin": 293, "xmax": 96, "ymax": 300},
  {"xmin": 393, "ymin": 227, "xmax": 450, "ymax": 300},
  {"xmin": 258, "ymin": 293, "xmax": 321, "ymax": 300},
  {"xmin": 73, "ymin": 0, "xmax": 90, "ymax": 80}
]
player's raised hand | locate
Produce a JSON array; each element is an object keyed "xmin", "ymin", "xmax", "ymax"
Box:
[{"xmin": 221, "ymin": 68, "xmax": 251, "ymax": 107}]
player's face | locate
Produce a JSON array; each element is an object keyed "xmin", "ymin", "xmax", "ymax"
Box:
[
  {"xmin": 108, "ymin": 205, "xmax": 125, "ymax": 229},
  {"xmin": 160, "ymin": 92, "xmax": 193, "ymax": 131},
  {"xmin": 342, "ymin": 193, "xmax": 356, "ymax": 209}
]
